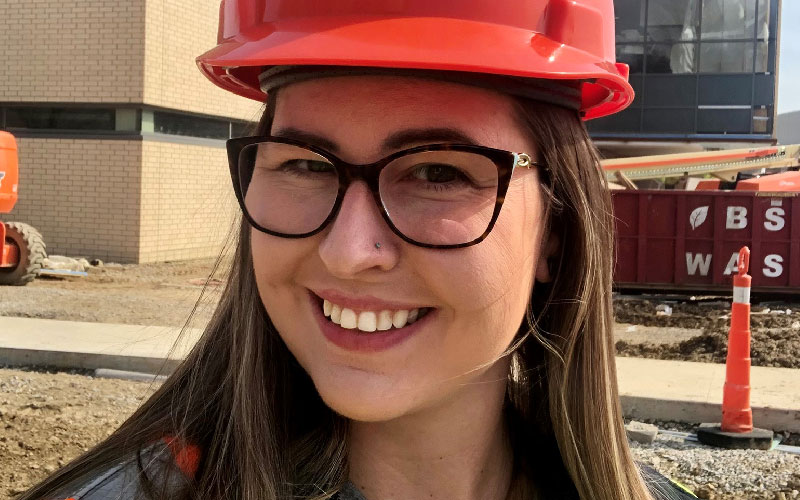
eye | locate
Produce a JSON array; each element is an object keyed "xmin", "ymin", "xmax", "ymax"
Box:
[
  {"xmin": 410, "ymin": 163, "xmax": 469, "ymax": 183},
  {"xmin": 280, "ymin": 159, "xmax": 335, "ymax": 173}
]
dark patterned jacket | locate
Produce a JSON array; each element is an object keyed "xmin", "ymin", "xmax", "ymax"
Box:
[{"xmin": 58, "ymin": 439, "xmax": 697, "ymax": 499}]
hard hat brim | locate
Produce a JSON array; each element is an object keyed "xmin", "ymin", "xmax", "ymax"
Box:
[{"xmin": 196, "ymin": 16, "xmax": 634, "ymax": 120}]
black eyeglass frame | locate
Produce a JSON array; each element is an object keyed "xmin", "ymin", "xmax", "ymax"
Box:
[{"xmin": 226, "ymin": 135, "xmax": 546, "ymax": 249}]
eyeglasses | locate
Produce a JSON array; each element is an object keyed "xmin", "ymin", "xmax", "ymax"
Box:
[{"xmin": 226, "ymin": 136, "xmax": 545, "ymax": 249}]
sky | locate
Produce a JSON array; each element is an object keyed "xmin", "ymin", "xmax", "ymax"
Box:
[{"xmin": 778, "ymin": 2, "xmax": 800, "ymax": 114}]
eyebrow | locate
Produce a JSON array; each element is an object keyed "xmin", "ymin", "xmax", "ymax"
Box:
[{"xmin": 271, "ymin": 126, "xmax": 480, "ymax": 155}]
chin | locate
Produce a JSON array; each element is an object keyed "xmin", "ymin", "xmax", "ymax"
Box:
[{"xmin": 306, "ymin": 364, "xmax": 422, "ymax": 423}]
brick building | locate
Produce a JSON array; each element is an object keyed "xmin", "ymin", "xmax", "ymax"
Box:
[{"xmin": 1, "ymin": 0, "xmax": 261, "ymax": 262}]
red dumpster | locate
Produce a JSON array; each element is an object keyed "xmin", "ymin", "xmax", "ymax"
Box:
[{"xmin": 612, "ymin": 190, "xmax": 800, "ymax": 294}]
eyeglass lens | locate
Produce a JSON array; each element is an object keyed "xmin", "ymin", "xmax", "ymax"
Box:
[{"xmin": 239, "ymin": 142, "xmax": 500, "ymax": 246}]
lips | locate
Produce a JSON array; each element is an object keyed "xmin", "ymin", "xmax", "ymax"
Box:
[{"xmin": 308, "ymin": 290, "xmax": 435, "ymax": 352}]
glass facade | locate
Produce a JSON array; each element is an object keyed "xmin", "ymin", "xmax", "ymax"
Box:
[
  {"xmin": 0, "ymin": 105, "xmax": 255, "ymax": 140},
  {"xmin": 4, "ymin": 107, "xmax": 116, "ymax": 131},
  {"xmin": 590, "ymin": 0, "xmax": 778, "ymax": 139}
]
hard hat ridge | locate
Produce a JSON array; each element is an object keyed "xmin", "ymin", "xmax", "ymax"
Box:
[
  {"xmin": 197, "ymin": 0, "xmax": 634, "ymax": 120},
  {"xmin": 258, "ymin": 66, "xmax": 584, "ymax": 111}
]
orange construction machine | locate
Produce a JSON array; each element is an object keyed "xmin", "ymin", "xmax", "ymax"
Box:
[{"xmin": 0, "ymin": 131, "xmax": 46, "ymax": 285}]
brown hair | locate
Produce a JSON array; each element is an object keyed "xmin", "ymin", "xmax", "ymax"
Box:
[{"xmin": 19, "ymin": 91, "xmax": 664, "ymax": 500}]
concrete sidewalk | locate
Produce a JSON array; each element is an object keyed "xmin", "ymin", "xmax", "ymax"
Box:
[
  {"xmin": 617, "ymin": 357, "xmax": 800, "ymax": 433},
  {"xmin": 0, "ymin": 316, "xmax": 203, "ymax": 374},
  {"xmin": 2, "ymin": 316, "xmax": 799, "ymax": 432}
]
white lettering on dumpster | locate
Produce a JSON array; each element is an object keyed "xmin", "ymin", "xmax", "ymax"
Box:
[
  {"xmin": 686, "ymin": 253, "xmax": 712, "ymax": 276},
  {"xmin": 723, "ymin": 252, "xmax": 740, "ymax": 276},
  {"xmin": 764, "ymin": 207, "xmax": 786, "ymax": 232},
  {"xmin": 684, "ymin": 252, "xmax": 786, "ymax": 278},
  {"xmin": 726, "ymin": 206, "xmax": 748, "ymax": 229},
  {"xmin": 763, "ymin": 254, "xmax": 784, "ymax": 278},
  {"xmin": 0, "ymin": 171, "xmax": 5, "ymax": 188}
]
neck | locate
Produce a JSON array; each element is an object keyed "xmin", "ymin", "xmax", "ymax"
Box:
[{"xmin": 348, "ymin": 360, "xmax": 513, "ymax": 500}]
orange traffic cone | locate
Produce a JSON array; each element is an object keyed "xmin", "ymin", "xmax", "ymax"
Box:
[
  {"xmin": 722, "ymin": 247, "xmax": 753, "ymax": 433},
  {"xmin": 696, "ymin": 246, "xmax": 774, "ymax": 450}
]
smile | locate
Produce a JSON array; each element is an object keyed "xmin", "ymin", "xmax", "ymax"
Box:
[
  {"xmin": 308, "ymin": 290, "xmax": 436, "ymax": 352},
  {"xmin": 322, "ymin": 299, "xmax": 431, "ymax": 332}
]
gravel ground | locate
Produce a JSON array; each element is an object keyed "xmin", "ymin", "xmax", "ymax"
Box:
[
  {"xmin": 632, "ymin": 430, "xmax": 800, "ymax": 499},
  {"xmin": 2, "ymin": 367, "xmax": 798, "ymax": 500}
]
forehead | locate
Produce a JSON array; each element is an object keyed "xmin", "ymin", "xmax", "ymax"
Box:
[{"xmin": 270, "ymin": 76, "xmax": 532, "ymax": 158}]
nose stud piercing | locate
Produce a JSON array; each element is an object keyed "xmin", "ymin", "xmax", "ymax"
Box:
[{"xmin": 375, "ymin": 242, "xmax": 381, "ymax": 249}]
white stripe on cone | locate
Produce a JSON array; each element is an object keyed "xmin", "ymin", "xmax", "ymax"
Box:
[{"xmin": 733, "ymin": 285, "xmax": 751, "ymax": 304}]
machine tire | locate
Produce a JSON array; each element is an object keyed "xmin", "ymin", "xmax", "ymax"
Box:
[{"xmin": 0, "ymin": 222, "xmax": 47, "ymax": 286}]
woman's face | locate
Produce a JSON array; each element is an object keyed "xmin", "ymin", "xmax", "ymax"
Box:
[{"xmin": 252, "ymin": 76, "xmax": 553, "ymax": 421}]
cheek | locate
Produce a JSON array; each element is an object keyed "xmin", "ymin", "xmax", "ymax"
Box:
[
  {"xmin": 251, "ymin": 230, "xmax": 289, "ymax": 295},
  {"xmin": 421, "ymin": 178, "xmax": 544, "ymax": 355},
  {"xmin": 250, "ymin": 230, "xmax": 314, "ymax": 320}
]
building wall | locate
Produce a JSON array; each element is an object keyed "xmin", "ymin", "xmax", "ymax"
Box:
[
  {"xmin": 7, "ymin": 138, "xmax": 239, "ymax": 264},
  {"xmin": 139, "ymin": 140, "xmax": 238, "ymax": 263},
  {"xmin": 143, "ymin": 0, "xmax": 263, "ymax": 122},
  {"xmin": 8, "ymin": 138, "xmax": 142, "ymax": 262},
  {"xmin": 0, "ymin": 1, "xmax": 146, "ymax": 103}
]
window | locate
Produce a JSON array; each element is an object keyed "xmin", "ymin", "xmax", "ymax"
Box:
[
  {"xmin": 616, "ymin": 0, "xmax": 646, "ymax": 42},
  {"xmin": 577, "ymin": 0, "xmax": 780, "ymax": 138},
  {"xmin": 587, "ymin": 107, "xmax": 642, "ymax": 133},
  {"xmin": 756, "ymin": 0, "xmax": 771, "ymax": 39},
  {"xmin": 231, "ymin": 121, "xmax": 256, "ymax": 138},
  {"xmin": 698, "ymin": 75, "xmax": 753, "ymax": 105},
  {"xmin": 754, "ymin": 40, "xmax": 773, "ymax": 73},
  {"xmin": 646, "ymin": 43, "xmax": 697, "ymax": 73},
  {"xmin": 153, "ymin": 111, "xmax": 231, "ymax": 140},
  {"xmin": 697, "ymin": 108, "xmax": 751, "ymax": 133},
  {"xmin": 699, "ymin": 41, "xmax": 754, "ymax": 73},
  {"xmin": 701, "ymin": 0, "xmax": 755, "ymax": 40},
  {"xmin": 647, "ymin": 0, "xmax": 699, "ymax": 43},
  {"xmin": 753, "ymin": 74, "xmax": 775, "ymax": 105},
  {"xmin": 617, "ymin": 44, "xmax": 645, "ymax": 74},
  {"xmin": 4, "ymin": 107, "xmax": 115, "ymax": 131},
  {"xmin": 642, "ymin": 108, "xmax": 695, "ymax": 133},
  {"xmin": 644, "ymin": 75, "xmax": 697, "ymax": 107}
]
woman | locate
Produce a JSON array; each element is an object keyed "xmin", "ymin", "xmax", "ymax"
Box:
[{"xmin": 21, "ymin": 1, "xmax": 696, "ymax": 499}]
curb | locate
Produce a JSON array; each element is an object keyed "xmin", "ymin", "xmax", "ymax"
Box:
[
  {"xmin": 0, "ymin": 347, "xmax": 180, "ymax": 376},
  {"xmin": 621, "ymin": 395, "xmax": 800, "ymax": 434}
]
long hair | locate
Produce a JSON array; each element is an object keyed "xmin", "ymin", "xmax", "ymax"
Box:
[{"xmin": 19, "ymin": 92, "xmax": 661, "ymax": 500}]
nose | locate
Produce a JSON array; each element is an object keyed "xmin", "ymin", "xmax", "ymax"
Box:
[{"xmin": 318, "ymin": 180, "xmax": 400, "ymax": 277}]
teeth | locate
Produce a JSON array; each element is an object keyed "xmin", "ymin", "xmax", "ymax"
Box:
[
  {"xmin": 321, "ymin": 299, "xmax": 427, "ymax": 333},
  {"xmin": 357, "ymin": 311, "xmax": 377, "ymax": 332},
  {"xmin": 330, "ymin": 304, "xmax": 341, "ymax": 324},
  {"xmin": 377, "ymin": 310, "xmax": 393, "ymax": 331},
  {"xmin": 340, "ymin": 308, "xmax": 357, "ymax": 329},
  {"xmin": 392, "ymin": 309, "xmax": 409, "ymax": 329}
]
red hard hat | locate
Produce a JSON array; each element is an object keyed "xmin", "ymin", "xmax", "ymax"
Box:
[{"xmin": 196, "ymin": 0, "xmax": 633, "ymax": 120}]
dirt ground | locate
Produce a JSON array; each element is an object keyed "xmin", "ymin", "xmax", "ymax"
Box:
[
  {"xmin": 0, "ymin": 368, "xmax": 158, "ymax": 498},
  {"xmin": 0, "ymin": 258, "xmax": 224, "ymax": 328},
  {"xmin": 1, "ymin": 368, "xmax": 797, "ymax": 500},
  {"xmin": 615, "ymin": 297, "xmax": 800, "ymax": 368}
]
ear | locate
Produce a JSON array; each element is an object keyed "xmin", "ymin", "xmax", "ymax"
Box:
[{"xmin": 535, "ymin": 230, "xmax": 560, "ymax": 283}]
